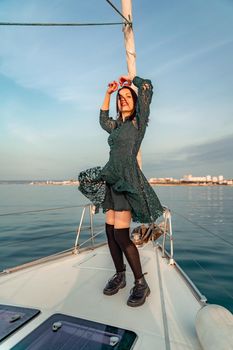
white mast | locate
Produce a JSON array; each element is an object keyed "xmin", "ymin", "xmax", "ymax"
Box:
[
  {"xmin": 121, "ymin": 0, "xmax": 142, "ymax": 169},
  {"xmin": 121, "ymin": 0, "xmax": 136, "ymax": 80}
]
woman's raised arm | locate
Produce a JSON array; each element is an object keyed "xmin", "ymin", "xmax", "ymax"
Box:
[
  {"xmin": 100, "ymin": 81, "xmax": 118, "ymax": 134},
  {"xmin": 133, "ymin": 76, "xmax": 153, "ymax": 130}
]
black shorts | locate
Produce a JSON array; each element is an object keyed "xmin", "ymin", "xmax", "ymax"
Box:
[{"xmin": 102, "ymin": 183, "xmax": 131, "ymax": 211}]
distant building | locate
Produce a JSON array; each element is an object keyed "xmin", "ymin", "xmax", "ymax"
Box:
[
  {"xmin": 182, "ymin": 174, "xmax": 226, "ymax": 184},
  {"xmin": 218, "ymin": 175, "xmax": 224, "ymax": 184},
  {"xmin": 182, "ymin": 174, "xmax": 207, "ymax": 182},
  {"xmin": 149, "ymin": 174, "xmax": 231, "ymax": 186}
]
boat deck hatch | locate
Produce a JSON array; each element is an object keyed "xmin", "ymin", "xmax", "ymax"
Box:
[
  {"xmin": 0, "ymin": 304, "xmax": 40, "ymax": 343},
  {"xmin": 12, "ymin": 313, "xmax": 137, "ymax": 349}
]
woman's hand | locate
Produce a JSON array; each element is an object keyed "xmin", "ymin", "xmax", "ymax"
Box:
[
  {"xmin": 119, "ymin": 75, "xmax": 132, "ymax": 87},
  {"xmin": 107, "ymin": 80, "xmax": 118, "ymax": 94}
]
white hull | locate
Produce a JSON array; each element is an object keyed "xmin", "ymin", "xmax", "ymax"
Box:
[{"xmin": 0, "ymin": 241, "xmax": 205, "ymax": 349}]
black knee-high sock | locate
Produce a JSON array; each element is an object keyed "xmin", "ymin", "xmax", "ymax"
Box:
[
  {"xmin": 114, "ymin": 228, "xmax": 143, "ymax": 280},
  {"xmin": 105, "ymin": 223, "xmax": 125, "ymax": 272}
]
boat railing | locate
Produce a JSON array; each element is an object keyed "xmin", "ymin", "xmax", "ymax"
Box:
[
  {"xmin": 73, "ymin": 204, "xmax": 105, "ymax": 254},
  {"xmin": 73, "ymin": 204, "xmax": 175, "ymax": 265},
  {"xmin": 0, "ymin": 202, "xmax": 174, "ymax": 268},
  {"xmin": 160, "ymin": 206, "xmax": 174, "ymax": 265}
]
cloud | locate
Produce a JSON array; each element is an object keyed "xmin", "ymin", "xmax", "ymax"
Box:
[
  {"xmin": 6, "ymin": 121, "xmax": 57, "ymax": 144},
  {"xmin": 143, "ymin": 134, "xmax": 233, "ymax": 176},
  {"xmin": 184, "ymin": 134, "xmax": 233, "ymax": 163},
  {"xmin": 153, "ymin": 38, "xmax": 233, "ymax": 76}
]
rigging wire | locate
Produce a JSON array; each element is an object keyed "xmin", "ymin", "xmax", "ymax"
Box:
[
  {"xmin": 170, "ymin": 209, "xmax": 233, "ymax": 301},
  {"xmin": 106, "ymin": 0, "xmax": 132, "ymax": 26},
  {"xmin": 191, "ymin": 258, "xmax": 233, "ymax": 300},
  {"xmin": 0, "ymin": 21, "xmax": 124, "ymax": 27},
  {"xmin": 0, "ymin": 1, "xmax": 132, "ymax": 27},
  {"xmin": 1, "ymin": 229, "xmax": 75, "ymax": 247},
  {"xmin": 1, "ymin": 206, "xmax": 232, "ymax": 248},
  {"xmin": 173, "ymin": 209, "xmax": 233, "ymax": 248},
  {"xmin": 0, "ymin": 224, "xmax": 104, "ymax": 248},
  {"xmin": 0, "ymin": 205, "xmax": 87, "ymax": 217}
]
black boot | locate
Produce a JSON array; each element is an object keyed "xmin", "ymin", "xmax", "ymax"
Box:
[
  {"xmin": 127, "ymin": 274, "xmax": 150, "ymax": 307},
  {"xmin": 103, "ymin": 268, "xmax": 126, "ymax": 296}
]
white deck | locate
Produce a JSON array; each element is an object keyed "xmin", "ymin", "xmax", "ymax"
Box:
[{"xmin": 0, "ymin": 242, "xmax": 203, "ymax": 349}]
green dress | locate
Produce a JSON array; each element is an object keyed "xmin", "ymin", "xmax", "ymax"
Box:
[{"xmin": 78, "ymin": 76, "xmax": 164, "ymax": 223}]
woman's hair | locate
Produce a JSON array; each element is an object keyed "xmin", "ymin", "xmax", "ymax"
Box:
[{"xmin": 116, "ymin": 86, "xmax": 138, "ymax": 121}]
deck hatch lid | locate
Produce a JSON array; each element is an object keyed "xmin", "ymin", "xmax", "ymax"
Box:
[
  {"xmin": 12, "ymin": 313, "xmax": 137, "ymax": 349},
  {"xmin": 0, "ymin": 304, "xmax": 40, "ymax": 343}
]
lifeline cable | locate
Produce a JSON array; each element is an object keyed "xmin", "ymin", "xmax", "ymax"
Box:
[
  {"xmin": 0, "ymin": 204, "xmax": 88, "ymax": 217},
  {"xmin": 191, "ymin": 258, "xmax": 233, "ymax": 300},
  {"xmin": 165, "ymin": 210, "xmax": 233, "ymax": 303},
  {"xmin": 173, "ymin": 209, "xmax": 233, "ymax": 248},
  {"xmin": 0, "ymin": 224, "xmax": 104, "ymax": 248},
  {"xmin": 1, "ymin": 230, "xmax": 75, "ymax": 247}
]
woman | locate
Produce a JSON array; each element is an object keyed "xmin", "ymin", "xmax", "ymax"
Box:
[{"xmin": 78, "ymin": 75, "xmax": 164, "ymax": 307}]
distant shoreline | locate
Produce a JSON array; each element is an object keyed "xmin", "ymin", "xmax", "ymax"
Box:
[
  {"xmin": 29, "ymin": 181, "xmax": 79, "ymax": 186},
  {"xmin": 151, "ymin": 183, "xmax": 233, "ymax": 187},
  {"xmin": 29, "ymin": 181, "xmax": 232, "ymax": 187},
  {"xmin": 0, "ymin": 181, "xmax": 232, "ymax": 187}
]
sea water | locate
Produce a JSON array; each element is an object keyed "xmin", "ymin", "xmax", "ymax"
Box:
[{"xmin": 0, "ymin": 183, "xmax": 232, "ymax": 312}]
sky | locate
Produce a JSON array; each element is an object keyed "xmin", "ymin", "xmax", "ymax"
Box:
[{"xmin": 0, "ymin": 0, "xmax": 233, "ymax": 180}]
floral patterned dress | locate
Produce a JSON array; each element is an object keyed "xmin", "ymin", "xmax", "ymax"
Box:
[{"xmin": 78, "ymin": 76, "xmax": 164, "ymax": 223}]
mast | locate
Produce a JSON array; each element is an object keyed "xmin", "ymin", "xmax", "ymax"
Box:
[
  {"xmin": 121, "ymin": 0, "xmax": 142, "ymax": 168},
  {"xmin": 121, "ymin": 0, "xmax": 136, "ymax": 80}
]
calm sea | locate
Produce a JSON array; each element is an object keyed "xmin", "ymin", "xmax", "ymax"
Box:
[{"xmin": 0, "ymin": 183, "xmax": 232, "ymax": 312}]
